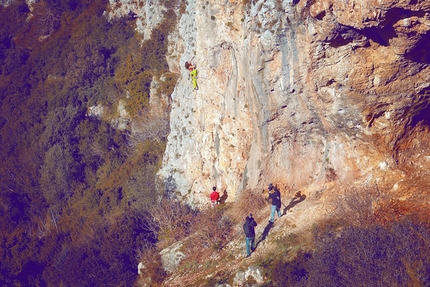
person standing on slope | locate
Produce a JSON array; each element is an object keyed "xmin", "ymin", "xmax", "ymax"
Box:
[
  {"xmin": 210, "ymin": 186, "xmax": 220, "ymax": 208},
  {"xmin": 268, "ymin": 183, "xmax": 282, "ymax": 223},
  {"xmin": 243, "ymin": 214, "xmax": 257, "ymax": 257}
]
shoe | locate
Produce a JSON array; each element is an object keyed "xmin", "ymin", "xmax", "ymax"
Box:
[{"xmin": 245, "ymin": 254, "xmax": 251, "ymax": 258}]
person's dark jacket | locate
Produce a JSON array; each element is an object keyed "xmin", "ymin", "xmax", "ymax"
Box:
[
  {"xmin": 244, "ymin": 216, "xmax": 257, "ymax": 237},
  {"xmin": 269, "ymin": 188, "xmax": 281, "ymax": 209}
]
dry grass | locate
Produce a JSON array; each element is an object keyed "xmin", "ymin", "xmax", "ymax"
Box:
[
  {"xmin": 374, "ymin": 198, "xmax": 430, "ymax": 226},
  {"xmin": 226, "ymin": 189, "xmax": 267, "ymax": 224},
  {"xmin": 142, "ymin": 182, "xmax": 430, "ymax": 286},
  {"xmin": 163, "ymin": 205, "xmax": 238, "ymax": 286},
  {"xmin": 324, "ymin": 186, "xmax": 379, "ymax": 228},
  {"xmin": 187, "ymin": 207, "xmax": 233, "ymax": 251},
  {"xmin": 265, "ymin": 184, "xmax": 430, "ymax": 287},
  {"xmin": 149, "ymin": 178, "xmax": 430, "ymax": 286},
  {"xmin": 143, "ymin": 198, "xmax": 197, "ymax": 248},
  {"xmin": 135, "ymin": 242, "xmax": 166, "ymax": 286},
  {"xmin": 129, "ymin": 111, "xmax": 170, "ymax": 146}
]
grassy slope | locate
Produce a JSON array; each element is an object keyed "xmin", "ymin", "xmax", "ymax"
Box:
[{"xmin": 138, "ymin": 180, "xmax": 430, "ymax": 286}]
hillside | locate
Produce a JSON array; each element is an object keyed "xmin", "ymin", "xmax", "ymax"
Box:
[
  {"xmin": 118, "ymin": 0, "xmax": 430, "ymax": 285},
  {"xmin": 1, "ymin": 0, "xmax": 430, "ymax": 286},
  {"xmin": 136, "ymin": 179, "xmax": 430, "ymax": 286},
  {"xmin": 0, "ymin": 0, "xmax": 174, "ymax": 285}
]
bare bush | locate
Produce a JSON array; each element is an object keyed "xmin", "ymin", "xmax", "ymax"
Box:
[
  {"xmin": 187, "ymin": 208, "xmax": 234, "ymax": 252},
  {"xmin": 143, "ymin": 198, "xmax": 197, "ymax": 246},
  {"xmin": 227, "ymin": 189, "xmax": 267, "ymax": 223},
  {"xmin": 328, "ymin": 186, "xmax": 378, "ymax": 227},
  {"xmin": 269, "ymin": 217, "xmax": 430, "ymax": 287},
  {"xmin": 129, "ymin": 112, "xmax": 170, "ymax": 147},
  {"xmin": 309, "ymin": 220, "xmax": 430, "ymax": 287},
  {"xmin": 136, "ymin": 242, "xmax": 166, "ymax": 286}
]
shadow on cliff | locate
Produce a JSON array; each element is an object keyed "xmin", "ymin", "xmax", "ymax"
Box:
[
  {"xmin": 409, "ymin": 97, "xmax": 430, "ymax": 127},
  {"xmin": 329, "ymin": 8, "xmax": 429, "ymax": 61},
  {"xmin": 219, "ymin": 190, "xmax": 228, "ymax": 204},
  {"xmin": 256, "ymin": 221, "xmax": 274, "ymax": 248},
  {"xmin": 282, "ymin": 191, "xmax": 307, "ymax": 216},
  {"xmin": 404, "ymin": 32, "xmax": 430, "ymax": 64}
]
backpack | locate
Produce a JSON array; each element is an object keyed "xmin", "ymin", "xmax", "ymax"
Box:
[{"xmin": 243, "ymin": 221, "xmax": 250, "ymax": 236}]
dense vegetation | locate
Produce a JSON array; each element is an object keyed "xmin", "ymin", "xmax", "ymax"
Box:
[
  {"xmin": 265, "ymin": 217, "xmax": 430, "ymax": 287},
  {"xmin": 0, "ymin": 0, "xmax": 179, "ymax": 286}
]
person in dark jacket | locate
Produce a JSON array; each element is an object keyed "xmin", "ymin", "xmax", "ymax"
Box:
[
  {"xmin": 243, "ymin": 214, "xmax": 257, "ymax": 257},
  {"xmin": 268, "ymin": 183, "xmax": 282, "ymax": 223}
]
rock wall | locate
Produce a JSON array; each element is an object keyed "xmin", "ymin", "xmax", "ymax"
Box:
[{"xmin": 110, "ymin": 0, "xmax": 430, "ymax": 206}]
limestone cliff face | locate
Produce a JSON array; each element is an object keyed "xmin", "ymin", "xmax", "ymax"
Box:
[{"xmin": 113, "ymin": 0, "xmax": 430, "ymax": 206}]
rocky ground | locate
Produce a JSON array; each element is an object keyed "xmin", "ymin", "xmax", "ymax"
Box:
[{"xmin": 147, "ymin": 167, "xmax": 430, "ymax": 286}]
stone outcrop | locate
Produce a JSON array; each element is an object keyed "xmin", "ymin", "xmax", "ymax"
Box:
[
  {"xmin": 232, "ymin": 266, "xmax": 264, "ymax": 286},
  {"xmin": 109, "ymin": 0, "xmax": 430, "ymax": 206},
  {"xmin": 160, "ymin": 242, "xmax": 186, "ymax": 274}
]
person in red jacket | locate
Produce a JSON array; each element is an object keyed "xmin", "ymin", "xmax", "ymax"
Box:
[{"xmin": 210, "ymin": 186, "xmax": 220, "ymax": 208}]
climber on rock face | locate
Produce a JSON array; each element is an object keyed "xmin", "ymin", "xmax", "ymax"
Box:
[
  {"xmin": 184, "ymin": 60, "xmax": 194, "ymax": 70},
  {"xmin": 185, "ymin": 59, "xmax": 198, "ymax": 90}
]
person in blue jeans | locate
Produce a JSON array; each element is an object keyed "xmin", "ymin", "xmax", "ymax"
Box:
[
  {"xmin": 243, "ymin": 214, "xmax": 257, "ymax": 257},
  {"xmin": 268, "ymin": 183, "xmax": 282, "ymax": 223}
]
